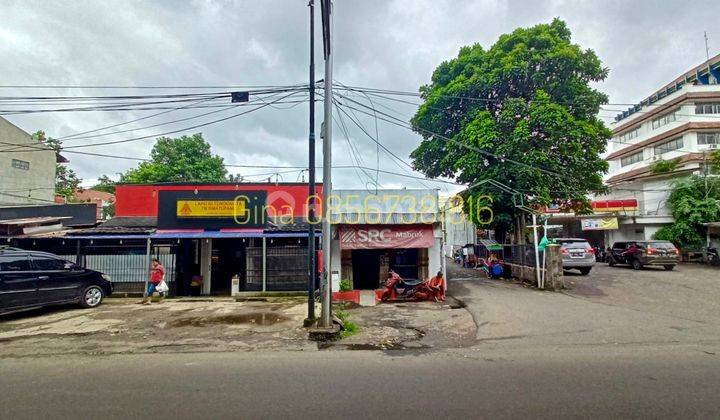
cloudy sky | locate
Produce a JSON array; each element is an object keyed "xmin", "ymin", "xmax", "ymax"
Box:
[{"xmin": 2, "ymin": 0, "xmax": 719, "ymax": 192}]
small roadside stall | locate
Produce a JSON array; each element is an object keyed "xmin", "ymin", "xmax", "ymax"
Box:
[{"xmin": 330, "ymin": 189, "xmax": 443, "ymax": 291}]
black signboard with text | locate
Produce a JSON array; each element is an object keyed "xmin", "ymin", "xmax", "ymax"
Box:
[{"xmin": 157, "ymin": 190, "xmax": 267, "ymax": 229}]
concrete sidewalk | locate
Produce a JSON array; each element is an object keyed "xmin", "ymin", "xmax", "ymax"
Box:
[{"xmin": 0, "ymin": 295, "xmax": 476, "ymax": 357}]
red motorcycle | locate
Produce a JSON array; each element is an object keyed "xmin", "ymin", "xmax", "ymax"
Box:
[{"xmin": 381, "ymin": 270, "xmax": 445, "ymax": 302}]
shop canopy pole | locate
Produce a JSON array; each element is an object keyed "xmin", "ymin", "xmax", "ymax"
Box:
[
  {"xmin": 143, "ymin": 237, "xmax": 151, "ymax": 298},
  {"xmin": 262, "ymin": 236, "xmax": 267, "ymax": 293}
]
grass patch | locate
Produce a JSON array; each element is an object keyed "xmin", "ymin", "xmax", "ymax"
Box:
[{"xmin": 335, "ymin": 310, "xmax": 359, "ymax": 339}]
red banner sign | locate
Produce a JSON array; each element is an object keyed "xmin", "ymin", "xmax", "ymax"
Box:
[{"xmin": 338, "ymin": 225, "xmax": 435, "ymax": 250}]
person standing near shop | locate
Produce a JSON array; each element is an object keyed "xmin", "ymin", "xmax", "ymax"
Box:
[{"xmin": 139, "ymin": 258, "xmax": 165, "ymax": 305}]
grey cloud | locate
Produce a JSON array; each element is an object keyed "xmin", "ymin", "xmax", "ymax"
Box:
[{"xmin": 2, "ymin": 0, "xmax": 719, "ymax": 191}]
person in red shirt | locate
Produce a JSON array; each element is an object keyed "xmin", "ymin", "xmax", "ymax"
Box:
[
  {"xmin": 139, "ymin": 258, "xmax": 165, "ymax": 305},
  {"xmin": 413, "ymin": 271, "xmax": 446, "ymax": 302}
]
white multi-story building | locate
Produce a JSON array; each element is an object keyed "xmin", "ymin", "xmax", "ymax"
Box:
[{"xmin": 600, "ymin": 53, "xmax": 720, "ymax": 244}]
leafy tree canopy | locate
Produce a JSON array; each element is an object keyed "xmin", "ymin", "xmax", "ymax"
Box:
[
  {"xmin": 32, "ymin": 130, "xmax": 81, "ymax": 199},
  {"xmin": 410, "ymin": 19, "xmax": 610, "ymax": 236},
  {"xmin": 653, "ymin": 175, "xmax": 720, "ymax": 250},
  {"xmin": 120, "ymin": 134, "xmax": 227, "ymax": 184},
  {"xmin": 91, "ymin": 175, "xmax": 116, "ymax": 194}
]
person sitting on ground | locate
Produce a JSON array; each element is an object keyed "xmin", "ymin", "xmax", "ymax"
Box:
[
  {"xmin": 427, "ymin": 271, "xmax": 446, "ymax": 301},
  {"xmin": 414, "ymin": 271, "xmax": 446, "ymax": 302}
]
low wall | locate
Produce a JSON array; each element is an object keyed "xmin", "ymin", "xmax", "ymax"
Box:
[{"xmin": 505, "ymin": 244, "xmax": 564, "ymax": 290}]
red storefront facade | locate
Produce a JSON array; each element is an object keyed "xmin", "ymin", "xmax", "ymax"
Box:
[
  {"xmin": 115, "ymin": 183, "xmax": 323, "ymax": 219},
  {"xmin": 110, "ymin": 182, "xmax": 323, "ymax": 295}
]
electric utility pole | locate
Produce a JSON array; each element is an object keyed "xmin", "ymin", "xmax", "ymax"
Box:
[
  {"xmin": 319, "ymin": 0, "xmax": 333, "ymax": 328},
  {"xmin": 306, "ymin": 0, "xmax": 316, "ymax": 320}
]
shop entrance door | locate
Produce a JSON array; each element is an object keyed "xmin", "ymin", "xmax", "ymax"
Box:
[
  {"xmin": 390, "ymin": 249, "xmax": 419, "ymax": 280},
  {"xmin": 210, "ymin": 239, "xmax": 245, "ymax": 295},
  {"xmin": 351, "ymin": 249, "xmax": 382, "ymax": 290}
]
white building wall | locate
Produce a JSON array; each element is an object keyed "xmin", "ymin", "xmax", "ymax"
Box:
[
  {"xmin": 330, "ymin": 229, "xmax": 341, "ymax": 292},
  {"xmin": 0, "ymin": 117, "xmax": 56, "ymax": 206},
  {"xmin": 602, "ymin": 82, "xmax": 720, "ymax": 241},
  {"xmin": 429, "ymin": 226, "xmax": 442, "ymax": 276},
  {"xmin": 444, "ymin": 210, "xmax": 476, "ymax": 257}
]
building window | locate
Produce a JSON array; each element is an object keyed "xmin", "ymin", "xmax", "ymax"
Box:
[
  {"xmin": 698, "ymin": 132, "xmax": 720, "ymax": 145},
  {"xmin": 653, "ymin": 137, "xmax": 684, "ymax": 155},
  {"xmin": 695, "ymin": 102, "xmax": 720, "ymax": 114},
  {"xmin": 617, "ymin": 128, "xmax": 640, "ymax": 144},
  {"xmin": 651, "ymin": 109, "xmax": 678, "ymax": 129},
  {"xmin": 11, "ymin": 159, "xmax": 30, "ymax": 170},
  {"xmin": 620, "ymin": 151, "xmax": 643, "ymax": 167}
]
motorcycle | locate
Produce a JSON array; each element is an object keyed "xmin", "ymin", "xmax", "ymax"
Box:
[
  {"xmin": 381, "ymin": 270, "xmax": 444, "ymax": 302},
  {"xmin": 707, "ymin": 247, "xmax": 720, "ymax": 266}
]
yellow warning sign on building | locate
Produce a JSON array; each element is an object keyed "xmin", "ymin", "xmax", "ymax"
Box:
[{"xmin": 176, "ymin": 200, "xmax": 245, "ymax": 218}]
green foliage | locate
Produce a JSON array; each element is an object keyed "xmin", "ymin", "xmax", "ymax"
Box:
[
  {"xmin": 54, "ymin": 165, "xmax": 81, "ymax": 199},
  {"xmin": 120, "ymin": 134, "xmax": 227, "ymax": 183},
  {"xmin": 410, "ymin": 19, "xmax": 610, "ymax": 238},
  {"xmin": 339, "ymin": 279, "xmax": 352, "ymax": 292},
  {"xmin": 653, "ymin": 222, "xmax": 704, "ymax": 250},
  {"xmin": 102, "ymin": 202, "xmax": 116, "ymax": 220},
  {"xmin": 335, "ymin": 310, "xmax": 359, "ymax": 338},
  {"xmin": 649, "ymin": 157, "xmax": 682, "ymax": 174},
  {"xmin": 91, "ymin": 175, "xmax": 116, "ymax": 194},
  {"xmin": 33, "ymin": 130, "xmax": 81, "ymax": 199},
  {"xmin": 652, "ymin": 175, "xmax": 720, "ymax": 250},
  {"xmin": 711, "ymin": 150, "xmax": 720, "ymax": 174}
]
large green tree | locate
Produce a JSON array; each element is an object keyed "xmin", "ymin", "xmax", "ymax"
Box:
[
  {"xmin": 32, "ymin": 130, "xmax": 81, "ymax": 199},
  {"xmin": 410, "ymin": 19, "xmax": 610, "ymax": 240},
  {"xmin": 120, "ymin": 134, "xmax": 227, "ymax": 183}
]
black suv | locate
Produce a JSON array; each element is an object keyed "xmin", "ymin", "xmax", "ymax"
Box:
[{"xmin": 0, "ymin": 247, "xmax": 113, "ymax": 315}]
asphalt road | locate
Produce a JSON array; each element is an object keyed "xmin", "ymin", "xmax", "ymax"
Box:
[
  {"xmin": 2, "ymin": 262, "xmax": 719, "ymax": 419},
  {"xmin": 1, "ymin": 348, "xmax": 719, "ymax": 420},
  {"xmin": 448, "ymin": 261, "xmax": 720, "ymax": 348}
]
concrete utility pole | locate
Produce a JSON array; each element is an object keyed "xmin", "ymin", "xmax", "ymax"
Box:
[
  {"xmin": 306, "ymin": 0, "xmax": 316, "ymax": 320},
  {"xmin": 319, "ymin": 0, "xmax": 333, "ymax": 328}
]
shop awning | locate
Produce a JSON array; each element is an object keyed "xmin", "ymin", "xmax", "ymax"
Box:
[
  {"xmin": 338, "ymin": 225, "xmax": 435, "ymax": 250},
  {"xmin": 152, "ymin": 229, "xmax": 263, "ymax": 239},
  {"xmin": 56, "ymin": 234, "xmax": 152, "ymax": 240},
  {"xmin": 151, "ymin": 229, "xmax": 320, "ymax": 239}
]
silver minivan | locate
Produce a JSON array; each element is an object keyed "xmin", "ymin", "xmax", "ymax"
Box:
[{"xmin": 555, "ymin": 238, "xmax": 595, "ymax": 275}]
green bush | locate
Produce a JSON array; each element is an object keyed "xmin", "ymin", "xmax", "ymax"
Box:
[
  {"xmin": 649, "ymin": 157, "xmax": 681, "ymax": 174},
  {"xmin": 651, "ymin": 175, "xmax": 720, "ymax": 251},
  {"xmin": 339, "ymin": 279, "xmax": 352, "ymax": 292}
]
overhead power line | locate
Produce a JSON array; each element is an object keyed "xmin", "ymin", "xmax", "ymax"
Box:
[{"xmin": 0, "ymin": 91, "xmax": 305, "ymax": 153}]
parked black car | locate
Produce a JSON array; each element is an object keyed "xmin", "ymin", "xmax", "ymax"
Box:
[
  {"xmin": 0, "ymin": 247, "xmax": 113, "ymax": 315},
  {"xmin": 608, "ymin": 241, "xmax": 679, "ymax": 270}
]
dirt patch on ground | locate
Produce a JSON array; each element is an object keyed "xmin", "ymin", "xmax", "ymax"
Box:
[
  {"xmin": 321, "ymin": 298, "xmax": 477, "ymax": 352},
  {"xmin": 169, "ymin": 312, "xmax": 290, "ymax": 327}
]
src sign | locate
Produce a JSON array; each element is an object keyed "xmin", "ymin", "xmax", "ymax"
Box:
[{"xmin": 338, "ymin": 225, "xmax": 435, "ymax": 250}]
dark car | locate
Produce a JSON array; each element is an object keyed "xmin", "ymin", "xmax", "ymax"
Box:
[
  {"xmin": 608, "ymin": 241, "xmax": 679, "ymax": 271},
  {"xmin": 0, "ymin": 247, "xmax": 113, "ymax": 315}
]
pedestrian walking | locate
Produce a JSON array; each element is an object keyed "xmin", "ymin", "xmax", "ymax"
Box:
[{"xmin": 139, "ymin": 258, "xmax": 166, "ymax": 305}]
